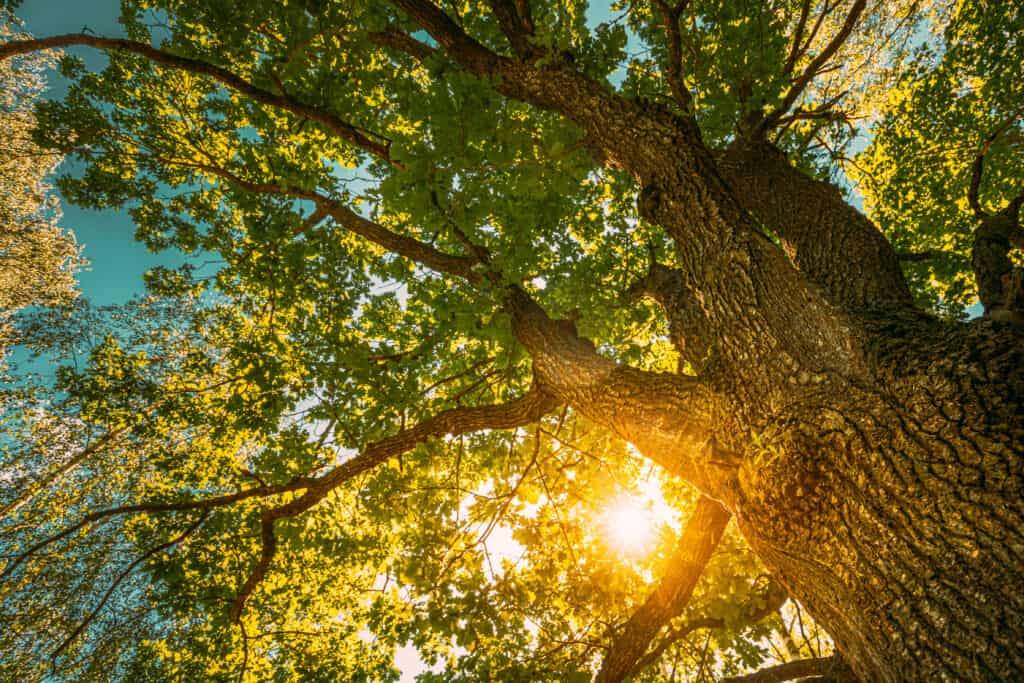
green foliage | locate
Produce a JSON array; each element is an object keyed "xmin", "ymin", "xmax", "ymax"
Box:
[
  {"xmin": 0, "ymin": 15, "xmax": 83, "ymax": 326},
  {"xmin": 4, "ymin": 0, "xmax": 1013, "ymax": 679},
  {"xmin": 855, "ymin": 0, "xmax": 1024, "ymax": 316}
]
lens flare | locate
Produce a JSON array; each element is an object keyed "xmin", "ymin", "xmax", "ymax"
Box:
[{"xmin": 601, "ymin": 496, "xmax": 656, "ymax": 554}]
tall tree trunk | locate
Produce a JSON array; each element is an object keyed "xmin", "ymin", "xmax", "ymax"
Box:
[{"xmin": 725, "ymin": 315, "xmax": 1024, "ymax": 681}]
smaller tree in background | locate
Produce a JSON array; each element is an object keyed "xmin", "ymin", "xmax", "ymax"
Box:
[{"xmin": 0, "ymin": 13, "xmax": 82, "ymax": 337}]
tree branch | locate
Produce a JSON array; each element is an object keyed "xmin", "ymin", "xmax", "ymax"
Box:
[
  {"xmin": 0, "ymin": 34, "xmax": 394, "ymax": 162},
  {"xmin": 487, "ymin": 0, "xmax": 535, "ymax": 58},
  {"xmin": 721, "ymin": 655, "xmax": 852, "ymax": 683},
  {"xmin": 505, "ymin": 287, "xmax": 741, "ymax": 493},
  {"xmin": 52, "ymin": 511, "xmax": 209, "ymax": 658},
  {"xmin": 782, "ymin": 0, "xmax": 814, "ymax": 77},
  {"xmin": 971, "ymin": 210, "xmax": 1024, "ymax": 323},
  {"xmin": 596, "ymin": 496, "xmax": 731, "ymax": 683},
  {"xmin": 652, "ymin": 0, "xmax": 694, "ymax": 113},
  {"xmin": 146, "ymin": 152, "xmax": 482, "ymax": 283},
  {"xmin": 895, "ymin": 249, "xmax": 936, "ymax": 262},
  {"xmin": 224, "ymin": 384, "xmax": 559, "ymax": 620},
  {"xmin": 629, "ymin": 580, "xmax": 790, "ymax": 678},
  {"xmin": 968, "ymin": 103, "xmax": 1024, "ymax": 219},
  {"xmin": 760, "ymin": 0, "xmax": 866, "ymax": 135},
  {"xmin": 388, "ymin": 0, "xmax": 502, "ymax": 74},
  {"xmin": 321, "ymin": 200, "xmax": 482, "ymax": 283},
  {"xmin": 367, "ymin": 25, "xmax": 437, "ymax": 62},
  {"xmin": 0, "ymin": 478, "xmax": 314, "ymax": 581},
  {"xmin": 718, "ymin": 140, "xmax": 915, "ymax": 312},
  {"xmin": 229, "ymin": 510, "xmax": 278, "ymax": 623}
]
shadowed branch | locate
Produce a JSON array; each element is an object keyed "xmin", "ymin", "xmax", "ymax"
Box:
[
  {"xmin": 595, "ymin": 497, "xmax": 731, "ymax": 683},
  {"xmin": 721, "ymin": 654, "xmax": 853, "ymax": 683}
]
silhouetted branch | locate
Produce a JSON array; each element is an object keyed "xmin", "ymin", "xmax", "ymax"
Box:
[
  {"xmin": 761, "ymin": 0, "xmax": 866, "ymax": 134},
  {"xmin": 595, "ymin": 497, "xmax": 731, "ymax": 683},
  {"xmin": 52, "ymin": 511, "xmax": 209, "ymax": 658},
  {"xmin": 721, "ymin": 655, "xmax": 851, "ymax": 683}
]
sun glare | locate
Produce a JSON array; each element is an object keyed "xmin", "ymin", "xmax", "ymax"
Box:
[
  {"xmin": 600, "ymin": 476, "xmax": 679, "ymax": 557},
  {"xmin": 601, "ymin": 496, "xmax": 657, "ymax": 555}
]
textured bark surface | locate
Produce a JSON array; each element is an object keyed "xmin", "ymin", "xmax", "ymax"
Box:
[
  {"xmin": 440, "ymin": 31, "xmax": 1024, "ymax": 679},
  {"xmin": 718, "ymin": 140, "xmax": 915, "ymax": 313},
  {"xmin": 972, "ymin": 210, "xmax": 1024, "ymax": 323},
  {"xmin": 729, "ymin": 316, "xmax": 1024, "ymax": 681},
  {"xmin": 8, "ymin": 5, "xmax": 1022, "ymax": 679}
]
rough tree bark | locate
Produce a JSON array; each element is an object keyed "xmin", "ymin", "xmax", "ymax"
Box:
[
  {"xmin": 386, "ymin": 6, "xmax": 1024, "ymax": 679},
  {"xmin": 4, "ymin": 3, "xmax": 1022, "ymax": 680}
]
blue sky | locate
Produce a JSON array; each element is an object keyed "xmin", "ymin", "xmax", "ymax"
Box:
[
  {"xmin": 18, "ymin": 0, "xmax": 185, "ymax": 305},
  {"xmin": 15, "ymin": 0, "xmax": 624, "ymax": 307}
]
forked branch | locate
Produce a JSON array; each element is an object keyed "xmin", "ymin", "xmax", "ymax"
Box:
[
  {"xmin": 629, "ymin": 580, "xmax": 789, "ymax": 678},
  {"xmin": 759, "ymin": 0, "xmax": 867, "ymax": 135},
  {"xmin": 968, "ymin": 104, "xmax": 1024, "ymax": 219},
  {"xmin": 487, "ymin": 0, "xmax": 535, "ymax": 58}
]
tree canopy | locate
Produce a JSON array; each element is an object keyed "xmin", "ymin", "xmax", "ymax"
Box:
[{"xmin": 0, "ymin": 1, "xmax": 1021, "ymax": 681}]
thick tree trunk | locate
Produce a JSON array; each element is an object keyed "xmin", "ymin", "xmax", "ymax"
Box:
[
  {"xmin": 369, "ymin": 14, "xmax": 1024, "ymax": 677},
  {"xmin": 726, "ymin": 316, "xmax": 1024, "ymax": 681}
]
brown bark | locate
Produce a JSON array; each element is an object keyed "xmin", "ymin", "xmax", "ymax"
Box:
[
  {"xmin": 718, "ymin": 140, "xmax": 914, "ymax": 313},
  {"xmin": 383, "ymin": 7, "xmax": 1024, "ymax": 680},
  {"xmin": 729, "ymin": 316, "xmax": 1024, "ymax": 681},
  {"xmin": 971, "ymin": 209, "xmax": 1024, "ymax": 323},
  {"xmin": 8, "ymin": 6, "xmax": 1024, "ymax": 680},
  {"xmin": 721, "ymin": 655, "xmax": 854, "ymax": 683}
]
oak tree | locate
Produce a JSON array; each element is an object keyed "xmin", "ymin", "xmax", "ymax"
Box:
[{"xmin": 1, "ymin": 0, "xmax": 1021, "ymax": 681}]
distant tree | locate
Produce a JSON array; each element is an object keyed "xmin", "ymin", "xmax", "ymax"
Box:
[
  {"xmin": 0, "ymin": 1, "xmax": 1021, "ymax": 681},
  {"xmin": 0, "ymin": 15, "xmax": 81, "ymax": 324}
]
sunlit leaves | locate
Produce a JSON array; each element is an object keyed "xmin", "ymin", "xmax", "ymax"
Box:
[{"xmin": 855, "ymin": 0, "xmax": 1023, "ymax": 316}]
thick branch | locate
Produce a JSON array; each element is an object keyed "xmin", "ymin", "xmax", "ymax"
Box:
[
  {"xmin": 229, "ymin": 511, "xmax": 278, "ymax": 622},
  {"xmin": 652, "ymin": 0, "xmax": 694, "ymax": 113},
  {"xmin": 721, "ymin": 655, "xmax": 852, "ymax": 683},
  {"xmin": 0, "ymin": 34, "xmax": 393, "ymax": 162},
  {"xmin": 388, "ymin": 0, "xmax": 501, "ymax": 73},
  {"xmin": 596, "ymin": 497, "xmax": 731, "ymax": 683},
  {"xmin": 971, "ymin": 210, "xmax": 1024, "ymax": 323},
  {"xmin": 391, "ymin": 0, "xmax": 862, "ymax": 384},
  {"xmin": 367, "ymin": 26, "xmax": 437, "ymax": 62},
  {"xmin": 628, "ymin": 262, "xmax": 710, "ymax": 364},
  {"xmin": 718, "ymin": 140, "xmax": 914, "ymax": 312},
  {"xmin": 321, "ymin": 201, "xmax": 481, "ymax": 283},
  {"xmin": 506, "ymin": 288, "xmax": 734, "ymax": 493},
  {"xmin": 487, "ymin": 0, "xmax": 535, "ymax": 58}
]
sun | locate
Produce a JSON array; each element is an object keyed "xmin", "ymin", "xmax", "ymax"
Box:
[{"xmin": 601, "ymin": 496, "xmax": 657, "ymax": 555}]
